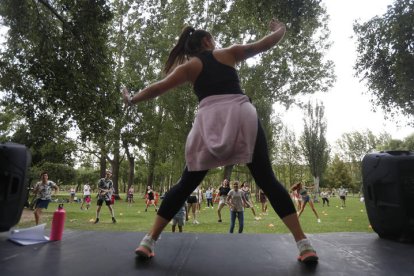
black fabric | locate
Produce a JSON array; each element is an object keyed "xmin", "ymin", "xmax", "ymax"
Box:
[
  {"xmin": 246, "ymin": 121, "xmax": 296, "ymax": 219},
  {"xmin": 193, "ymin": 51, "xmax": 244, "ymax": 102},
  {"xmin": 218, "ymin": 186, "xmax": 231, "ymax": 196}
]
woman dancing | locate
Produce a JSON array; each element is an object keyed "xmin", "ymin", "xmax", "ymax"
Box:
[{"xmin": 122, "ymin": 18, "xmax": 318, "ymax": 264}]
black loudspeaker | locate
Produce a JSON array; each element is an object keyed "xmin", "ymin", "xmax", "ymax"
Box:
[
  {"xmin": 0, "ymin": 143, "xmax": 31, "ymax": 232},
  {"xmin": 362, "ymin": 151, "xmax": 414, "ymax": 242}
]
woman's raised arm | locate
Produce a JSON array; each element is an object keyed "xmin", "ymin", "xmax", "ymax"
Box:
[{"xmin": 229, "ymin": 18, "xmax": 286, "ymax": 63}]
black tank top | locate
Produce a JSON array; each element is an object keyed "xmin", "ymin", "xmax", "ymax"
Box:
[{"xmin": 193, "ymin": 51, "xmax": 244, "ymax": 101}]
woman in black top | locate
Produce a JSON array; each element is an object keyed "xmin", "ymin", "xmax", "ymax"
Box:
[
  {"xmin": 216, "ymin": 179, "xmax": 230, "ymax": 222},
  {"xmin": 145, "ymin": 186, "xmax": 158, "ymax": 212},
  {"xmin": 123, "ymin": 18, "xmax": 318, "ymax": 263}
]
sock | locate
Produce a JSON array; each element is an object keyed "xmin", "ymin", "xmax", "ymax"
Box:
[{"xmin": 297, "ymin": 238, "xmax": 313, "ymax": 253}]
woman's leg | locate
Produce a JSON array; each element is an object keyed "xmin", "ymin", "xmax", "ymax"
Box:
[
  {"xmin": 247, "ymin": 122, "xmax": 306, "ymax": 242},
  {"xmin": 250, "ymin": 204, "xmax": 257, "ymax": 217},
  {"xmin": 308, "ymin": 201, "xmax": 320, "ymax": 219},
  {"xmin": 142, "ymin": 167, "xmax": 207, "ymax": 241},
  {"xmin": 191, "ymin": 203, "xmax": 198, "ymax": 223},
  {"xmin": 34, "ymin": 208, "xmax": 41, "ymax": 225},
  {"xmin": 297, "ymin": 201, "xmax": 308, "ymax": 217},
  {"xmin": 217, "ymin": 202, "xmax": 224, "ymax": 222}
]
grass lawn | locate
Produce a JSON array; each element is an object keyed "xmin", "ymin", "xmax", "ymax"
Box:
[{"xmin": 17, "ymin": 194, "xmax": 375, "ymax": 235}]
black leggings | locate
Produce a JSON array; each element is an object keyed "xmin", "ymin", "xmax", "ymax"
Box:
[{"xmin": 158, "ymin": 122, "xmax": 296, "ymax": 221}]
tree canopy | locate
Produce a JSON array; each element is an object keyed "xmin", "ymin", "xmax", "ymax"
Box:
[
  {"xmin": 0, "ymin": 0, "xmax": 335, "ymax": 189},
  {"xmin": 353, "ymin": 0, "xmax": 414, "ymax": 120}
]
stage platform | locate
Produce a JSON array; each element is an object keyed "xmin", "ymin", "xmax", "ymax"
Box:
[{"xmin": 1, "ymin": 230, "xmax": 413, "ymax": 275}]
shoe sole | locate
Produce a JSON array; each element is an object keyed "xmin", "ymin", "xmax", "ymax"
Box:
[
  {"xmin": 297, "ymin": 252, "xmax": 319, "ymax": 263},
  {"xmin": 135, "ymin": 246, "xmax": 155, "ymax": 259}
]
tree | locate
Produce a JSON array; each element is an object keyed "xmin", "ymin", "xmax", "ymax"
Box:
[
  {"xmin": 402, "ymin": 133, "xmax": 414, "ymax": 150},
  {"xmin": 1, "ymin": 0, "xmax": 335, "ymax": 191},
  {"xmin": 0, "ymin": 0, "xmax": 116, "ymax": 181},
  {"xmin": 273, "ymin": 124, "xmax": 304, "ymax": 187},
  {"xmin": 353, "ymin": 0, "xmax": 414, "ymax": 119},
  {"xmin": 31, "ymin": 161, "xmax": 76, "ymax": 186},
  {"xmin": 337, "ymin": 130, "xmax": 389, "ymax": 162},
  {"xmin": 336, "ymin": 130, "xmax": 390, "ymax": 190},
  {"xmin": 378, "ymin": 139, "xmax": 405, "ymax": 151},
  {"xmin": 324, "ymin": 155, "xmax": 353, "ymax": 190},
  {"xmin": 300, "ymin": 101, "xmax": 329, "ymax": 197}
]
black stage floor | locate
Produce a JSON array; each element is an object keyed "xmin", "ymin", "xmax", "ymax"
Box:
[{"xmin": 1, "ymin": 230, "xmax": 413, "ymax": 276}]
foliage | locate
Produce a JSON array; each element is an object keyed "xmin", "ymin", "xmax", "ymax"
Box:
[
  {"xmin": 30, "ymin": 161, "xmax": 76, "ymax": 186},
  {"xmin": 336, "ymin": 130, "xmax": 391, "ymax": 190},
  {"xmin": 0, "ymin": 0, "xmax": 116, "ymax": 141},
  {"xmin": 273, "ymin": 124, "xmax": 307, "ymax": 186},
  {"xmin": 75, "ymin": 167, "xmax": 100, "ymax": 191},
  {"xmin": 324, "ymin": 154, "xmax": 353, "ymax": 190},
  {"xmin": 0, "ymin": 100, "xmax": 22, "ymax": 142},
  {"xmin": 300, "ymin": 101, "xmax": 329, "ymax": 184},
  {"xmin": 401, "ymin": 133, "xmax": 414, "ymax": 150},
  {"xmin": 336, "ymin": 130, "xmax": 390, "ymax": 162},
  {"xmin": 377, "ymin": 139, "xmax": 405, "ymax": 151},
  {"xmin": 1, "ymin": 0, "xmax": 335, "ymax": 189},
  {"xmin": 10, "ymin": 120, "xmax": 76, "ymax": 167},
  {"xmin": 0, "ymin": 0, "xmax": 116, "ymax": 180},
  {"xmin": 374, "ymin": 132, "xmax": 414, "ymax": 151},
  {"xmin": 353, "ymin": 0, "xmax": 414, "ymax": 120}
]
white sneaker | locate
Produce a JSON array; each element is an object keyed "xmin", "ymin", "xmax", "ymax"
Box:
[
  {"xmin": 136, "ymin": 234, "xmax": 156, "ymax": 259},
  {"xmin": 193, "ymin": 220, "xmax": 199, "ymax": 224},
  {"xmin": 297, "ymin": 238, "xmax": 318, "ymax": 263},
  {"xmin": 317, "ymin": 219, "xmax": 321, "ymax": 223}
]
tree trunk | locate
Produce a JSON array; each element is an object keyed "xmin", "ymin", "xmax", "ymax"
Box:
[
  {"xmin": 99, "ymin": 146, "xmax": 106, "ymax": 178},
  {"xmin": 128, "ymin": 156, "xmax": 134, "ymax": 189},
  {"xmin": 313, "ymin": 175, "xmax": 320, "ymax": 202},
  {"xmin": 123, "ymin": 139, "xmax": 135, "ymax": 190},
  {"xmin": 146, "ymin": 149, "xmax": 156, "ymax": 188},
  {"xmin": 110, "ymin": 144, "xmax": 121, "ymax": 200},
  {"xmin": 224, "ymin": 165, "xmax": 233, "ymax": 181}
]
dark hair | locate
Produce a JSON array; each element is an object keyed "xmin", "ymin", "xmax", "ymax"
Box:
[
  {"xmin": 164, "ymin": 26, "xmax": 211, "ymax": 74},
  {"xmin": 291, "ymin": 182, "xmax": 302, "ymax": 191},
  {"xmin": 40, "ymin": 171, "xmax": 48, "ymax": 177}
]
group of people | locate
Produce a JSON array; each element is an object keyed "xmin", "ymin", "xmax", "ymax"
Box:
[
  {"xmin": 168, "ymin": 179, "xmax": 269, "ymax": 234},
  {"xmin": 32, "ymin": 170, "xmax": 118, "ymax": 225},
  {"xmin": 290, "ymin": 183, "xmax": 350, "ymax": 226},
  {"xmin": 290, "ymin": 182, "xmax": 321, "ymax": 223}
]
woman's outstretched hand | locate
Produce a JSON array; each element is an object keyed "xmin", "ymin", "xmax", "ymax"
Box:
[
  {"xmin": 269, "ymin": 18, "xmax": 285, "ymax": 32},
  {"xmin": 122, "ymin": 87, "xmax": 131, "ymax": 107}
]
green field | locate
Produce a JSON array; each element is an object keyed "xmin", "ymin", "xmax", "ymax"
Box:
[{"xmin": 17, "ymin": 194, "xmax": 374, "ymax": 235}]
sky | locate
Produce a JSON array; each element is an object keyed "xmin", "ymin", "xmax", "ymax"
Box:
[
  {"xmin": 1, "ymin": 0, "xmax": 413, "ymax": 146},
  {"xmin": 278, "ymin": 0, "xmax": 414, "ymax": 146}
]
